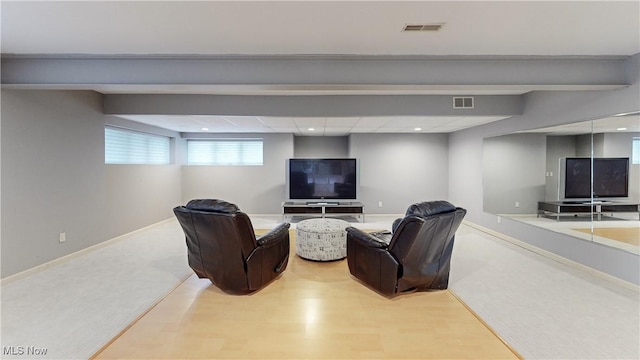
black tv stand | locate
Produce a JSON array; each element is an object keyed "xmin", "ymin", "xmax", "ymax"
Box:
[
  {"xmin": 537, "ymin": 201, "xmax": 640, "ymax": 221},
  {"xmin": 283, "ymin": 201, "xmax": 365, "ymax": 222}
]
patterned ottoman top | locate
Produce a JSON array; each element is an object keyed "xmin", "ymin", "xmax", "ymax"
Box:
[{"xmin": 297, "ymin": 218, "xmax": 350, "ymax": 233}]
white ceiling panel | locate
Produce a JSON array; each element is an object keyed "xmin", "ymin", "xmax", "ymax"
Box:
[
  {"xmin": 349, "ymin": 128, "xmax": 380, "ymax": 133},
  {"xmin": 323, "ymin": 128, "xmax": 351, "ymax": 134},
  {"xmin": 325, "ymin": 117, "xmax": 360, "ymax": 127},
  {"xmin": 269, "ymin": 127, "xmax": 299, "ymax": 132},
  {"xmin": 298, "ymin": 128, "xmax": 322, "ymax": 136},
  {"xmin": 221, "ymin": 116, "xmax": 264, "ymax": 127},
  {"xmin": 381, "ymin": 118, "xmax": 442, "ymax": 128},
  {"xmin": 354, "ymin": 118, "xmax": 393, "ymax": 128},
  {"xmin": 115, "ymin": 114, "xmax": 514, "ymax": 134},
  {"xmin": 259, "ymin": 117, "xmax": 296, "ymax": 127},
  {"xmin": 523, "ymin": 114, "xmax": 640, "ymax": 135},
  {"xmin": 294, "ymin": 118, "xmax": 328, "ymax": 128}
]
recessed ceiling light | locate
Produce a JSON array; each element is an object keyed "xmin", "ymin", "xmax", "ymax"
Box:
[
  {"xmin": 201, "ymin": 127, "xmax": 209, "ymax": 131},
  {"xmin": 414, "ymin": 127, "xmax": 422, "ymax": 131},
  {"xmin": 617, "ymin": 127, "xmax": 627, "ymax": 131},
  {"xmin": 308, "ymin": 128, "xmax": 315, "ymax": 131}
]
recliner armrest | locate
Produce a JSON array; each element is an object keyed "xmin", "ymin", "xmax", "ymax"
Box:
[
  {"xmin": 257, "ymin": 223, "xmax": 291, "ymax": 246},
  {"xmin": 346, "ymin": 227, "xmax": 388, "ymax": 249}
]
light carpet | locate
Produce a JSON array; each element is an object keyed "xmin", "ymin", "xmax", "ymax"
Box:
[
  {"xmin": 0, "ymin": 220, "xmax": 192, "ymax": 360},
  {"xmin": 449, "ymin": 226, "xmax": 640, "ymax": 360}
]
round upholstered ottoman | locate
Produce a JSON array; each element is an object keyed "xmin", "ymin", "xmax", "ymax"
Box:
[{"xmin": 295, "ymin": 218, "xmax": 350, "ymax": 261}]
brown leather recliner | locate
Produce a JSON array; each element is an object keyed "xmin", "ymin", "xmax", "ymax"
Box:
[
  {"xmin": 173, "ymin": 199, "xmax": 290, "ymax": 294},
  {"xmin": 346, "ymin": 201, "xmax": 466, "ymax": 297}
]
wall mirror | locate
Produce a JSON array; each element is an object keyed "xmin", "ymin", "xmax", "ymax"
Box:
[{"xmin": 482, "ymin": 113, "xmax": 639, "ymax": 254}]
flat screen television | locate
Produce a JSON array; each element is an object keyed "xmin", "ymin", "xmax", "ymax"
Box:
[
  {"xmin": 564, "ymin": 157, "xmax": 629, "ymax": 200},
  {"xmin": 288, "ymin": 158, "xmax": 357, "ymax": 201}
]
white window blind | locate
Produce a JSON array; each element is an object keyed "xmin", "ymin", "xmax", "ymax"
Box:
[
  {"xmin": 633, "ymin": 137, "xmax": 640, "ymax": 165},
  {"xmin": 187, "ymin": 139, "xmax": 263, "ymax": 165},
  {"xmin": 105, "ymin": 127, "xmax": 170, "ymax": 164}
]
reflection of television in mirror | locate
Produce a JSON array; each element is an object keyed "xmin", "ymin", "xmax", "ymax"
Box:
[
  {"xmin": 287, "ymin": 158, "xmax": 357, "ymax": 201},
  {"xmin": 563, "ymin": 157, "xmax": 629, "ymax": 201}
]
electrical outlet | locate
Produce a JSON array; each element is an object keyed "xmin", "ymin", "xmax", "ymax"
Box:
[
  {"xmin": 515, "ymin": 201, "xmax": 520, "ymax": 208},
  {"xmin": 59, "ymin": 232, "xmax": 66, "ymax": 243},
  {"xmin": 378, "ymin": 201, "xmax": 383, "ymax": 208},
  {"xmin": 497, "ymin": 216, "xmax": 502, "ymax": 224}
]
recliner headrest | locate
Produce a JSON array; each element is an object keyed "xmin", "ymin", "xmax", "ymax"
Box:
[
  {"xmin": 406, "ymin": 200, "xmax": 456, "ymax": 217},
  {"xmin": 185, "ymin": 199, "xmax": 240, "ymax": 214}
]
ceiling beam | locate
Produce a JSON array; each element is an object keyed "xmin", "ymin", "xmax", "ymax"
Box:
[
  {"xmin": 1, "ymin": 55, "xmax": 629, "ymax": 93},
  {"xmin": 104, "ymin": 94, "xmax": 522, "ymax": 118}
]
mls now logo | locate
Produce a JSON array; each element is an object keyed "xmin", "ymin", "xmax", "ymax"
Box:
[{"xmin": 3, "ymin": 346, "xmax": 48, "ymax": 356}]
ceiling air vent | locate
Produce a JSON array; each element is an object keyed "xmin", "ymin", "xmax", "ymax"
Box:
[
  {"xmin": 402, "ymin": 24, "xmax": 444, "ymax": 32},
  {"xmin": 453, "ymin": 97, "xmax": 474, "ymax": 109}
]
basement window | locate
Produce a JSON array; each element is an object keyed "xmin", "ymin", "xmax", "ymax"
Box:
[
  {"xmin": 187, "ymin": 139, "xmax": 263, "ymax": 166},
  {"xmin": 105, "ymin": 127, "xmax": 171, "ymax": 165}
]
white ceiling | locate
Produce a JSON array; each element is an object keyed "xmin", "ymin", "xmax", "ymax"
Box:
[
  {"xmin": 524, "ymin": 114, "xmax": 640, "ymax": 135},
  {"xmin": 2, "ymin": 1, "xmax": 638, "ymax": 56},
  {"xmin": 119, "ymin": 114, "xmax": 510, "ymax": 135},
  {"xmin": 2, "ymin": 1, "xmax": 639, "ymax": 135}
]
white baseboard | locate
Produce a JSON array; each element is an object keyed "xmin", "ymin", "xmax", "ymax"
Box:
[
  {"xmin": 463, "ymin": 220, "xmax": 640, "ymax": 294},
  {"xmin": 0, "ymin": 217, "xmax": 176, "ymax": 286},
  {"xmin": 361, "ymin": 213, "xmax": 404, "ymax": 218}
]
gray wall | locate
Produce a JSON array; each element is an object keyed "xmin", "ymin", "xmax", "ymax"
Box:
[
  {"xmin": 180, "ymin": 133, "xmax": 294, "ymax": 213},
  {"xmin": 483, "ymin": 133, "xmax": 547, "ymax": 214},
  {"xmin": 602, "ymin": 132, "xmax": 640, "ymax": 202},
  {"xmin": 349, "ymin": 133, "xmax": 449, "ymax": 214},
  {"xmin": 593, "ymin": 133, "xmax": 606, "ymax": 157},
  {"xmin": 180, "ymin": 133, "xmax": 450, "ymax": 215},
  {"xmin": 104, "ymin": 165, "xmax": 181, "ymax": 238},
  {"xmin": 293, "ymin": 136, "xmax": 348, "ymax": 158},
  {"xmin": 448, "ymin": 55, "xmax": 640, "ymax": 285},
  {"xmin": 546, "ymin": 136, "xmax": 577, "ymax": 201},
  {"xmin": 576, "ymin": 134, "xmax": 593, "ymax": 157},
  {"xmin": 1, "ymin": 90, "xmax": 182, "ymax": 277}
]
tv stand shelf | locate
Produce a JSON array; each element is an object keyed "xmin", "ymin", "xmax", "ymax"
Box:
[
  {"xmin": 283, "ymin": 201, "xmax": 365, "ymax": 222},
  {"xmin": 537, "ymin": 201, "xmax": 640, "ymax": 221}
]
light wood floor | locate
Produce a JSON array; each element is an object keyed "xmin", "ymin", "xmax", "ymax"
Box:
[
  {"xmin": 573, "ymin": 226, "xmax": 640, "ymax": 246},
  {"xmin": 94, "ymin": 232, "xmax": 520, "ymax": 359}
]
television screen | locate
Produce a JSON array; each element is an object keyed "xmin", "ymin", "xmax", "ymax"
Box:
[
  {"xmin": 564, "ymin": 157, "xmax": 629, "ymax": 199},
  {"xmin": 288, "ymin": 158, "xmax": 357, "ymax": 200}
]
